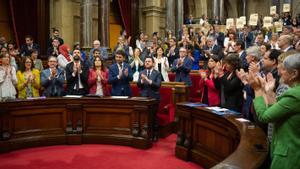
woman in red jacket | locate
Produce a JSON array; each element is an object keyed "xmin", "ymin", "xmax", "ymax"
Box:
[
  {"xmin": 199, "ymin": 55, "xmax": 220, "ymax": 106},
  {"xmin": 88, "ymin": 56, "xmax": 109, "ymax": 96}
]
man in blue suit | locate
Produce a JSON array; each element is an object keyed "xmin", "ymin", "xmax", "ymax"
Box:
[
  {"xmin": 171, "ymin": 47, "xmax": 193, "ymax": 87},
  {"xmin": 41, "ymin": 56, "xmax": 65, "ymax": 97},
  {"xmin": 108, "ymin": 50, "xmax": 133, "ymax": 96}
]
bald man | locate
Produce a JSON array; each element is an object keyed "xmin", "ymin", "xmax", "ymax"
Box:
[{"xmin": 278, "ymin": 35, "xmax": 294, "ymax": 52}]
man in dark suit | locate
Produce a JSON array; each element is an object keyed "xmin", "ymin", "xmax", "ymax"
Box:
[
  {"xmin": 41, "ymin": 56, "xmax": 65, "ymax": 97},
  {"xmin": 185, "ymin": 14, "xmax": 196, "ymax": 25},
  {"xmin": 235, "ymin": 40, "xmax": 248, "ymax": 71},
  {"xmin": 171, "ymin": 47, "xmax": 193, "ymax": 87},
  {"xmin": 137, "ymin": 57, "xmax": 161, "ymax": 100},
  {"xmin": 65, "ymin": 49, "xmax": 89, "ymax": 95},
  {"xmin": 108, "ymin": 50, "xmax": 133, "ymax": 96},
  {"xmin": 137, "ymin": 56, "xmax": 161, "ymax": 141},
  {"xmin": 201, "ymin": 36, "xmax": 224, "ymax": 68},
  {"xmin": 20, "ymin": 35, "xmax": 40, "ymax": 57}
]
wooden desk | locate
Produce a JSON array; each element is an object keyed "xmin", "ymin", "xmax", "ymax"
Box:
[
  {"xmin": 175, "ymin": 103, "xmax": 268, "ymax": 169},
  {"xmin": 0, "ymin": 97, "xmax": 158, "ymax": 153}
]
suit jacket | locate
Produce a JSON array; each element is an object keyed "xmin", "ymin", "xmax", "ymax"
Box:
[
  {"xmin": 88, "ymin": 68, "xmax": 110, "ymax": 96},
  {"xmin": 20, "ymin": 43, "xmax": 40, "ymax": 56},
  {"xmin": 171, "ymin": 57, "xmax": 193, "ymax": 86},
  {"xmin": 239, "ymin": 51, "xmax": 248, "ymax": 71},
  {"xmin": 41, "ymin": 68, "xmax": 65, "ymax": 97},
  {"xmin": 202, "ymin": 44, "xmax": 224, "ymax": 61},
  {"xmin": 108, "ymin": 62, "xmax": 133, "ymax": 96},
  {"xmin": 137, "ymin": 69, "xmax": 161, "ymax": 100},
  {"xmin": 65, "ymin": 61, "xmax": 89, "ymax": 95},
  {"xmin": 254, "ymin": 84, "xmax": 300, "ymax": 169}
]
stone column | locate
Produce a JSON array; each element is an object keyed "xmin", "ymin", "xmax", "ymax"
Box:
[
  {"xmin": 219, "ymin": 0, "xmax": 224, "ymax": 20},
  {"xmin": 166, "ymin": 0, "xmax": 176, "ymax": 34},
  {"xmin": 213, "ymin": 0, "xmax": 219, "ymax": 18},
  {"xmin": 80, "ymin": 0, "xmax": 92, "ymax": 49},
  {"xmin": 242, "ymin": 0, "xmax": 247, "ymax": 16},
  {"xmin": 175, "ymin": 0, "xmax": 183, "ymax": 35},
  {"xmin": 98, "ymin": 0, "xmax": 109, "ymax": 47}
]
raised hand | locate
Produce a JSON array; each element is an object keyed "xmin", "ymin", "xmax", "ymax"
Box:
[
  {"xmin": 124, "ymin": 68, "xmax": 129, "ymax": 77},
  {"xmin": 236, "ymin": 69, "xmax": 248, "ymax": 84},
  {"xmin": 264, "ymin": 73, "xmax": 276, "ymax": 93}
]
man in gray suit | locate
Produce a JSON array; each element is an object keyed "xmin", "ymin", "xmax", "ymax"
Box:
[{"xmin": 41, "ymin": 56, "xmax": 65, "ymax": 97}]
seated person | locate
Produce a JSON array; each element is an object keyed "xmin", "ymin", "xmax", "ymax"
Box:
[
  {"xmin": 30, "ymin": 49, "xmax": 44, "ymax": 72},
  {"xmin": 108, "ymin": 50, "xmax": 133, "ymax": 96},
  {"xmin": 65, "ymin": 49, "xmax": 89, "ymax": 95},
  {"xmin": 171, "ymin": 47, "xmax": 193, "ymax": 87},
  {"xmin": 0, "ymin": 53, "xmax": 17, "ymax": 101},
  {"xmin": 20, "ymin": 35, "xmax": 40, "ymax": 57},
  {"xmin": 88, "ymin": 56, "xmax": 109, "ymax": 96},
  {"xmin": 17, "ymin": 57, "xmax": 40, "ymax": 98},
  {"xmin": 41, "ymin": 56, "xmax": 65, "ymax": 97}
]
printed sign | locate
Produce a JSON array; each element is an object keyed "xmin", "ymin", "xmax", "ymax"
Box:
[
  {"xmin": 236, "ymin": 18, "xmax": 244, "ymax": 29},
  {"xmin": 283, "ymin": 4, "xmax": 290, "ymax": 12},
  {"xmin": 226, "ymin": 18, "xmax": 234, "ymax": 29},
  {"xmin": 270, "ymin": 6, "xmax": 276, "ymax": 15},
  {"xmin": 249, "ymin": 14, "xmax": 258, "ymax": 26},
  {"xmin": 274, "ymin": 22, "xmax": 283, "ymax": 32},
  {"xmin": 263, "ymin": 17, "xmax": 273, "ymax": 28}
]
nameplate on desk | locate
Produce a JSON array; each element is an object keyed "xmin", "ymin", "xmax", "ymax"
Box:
[
  {"xmin": 27, "ymin": 96, "xmax": 46, "ymax": 100},
  {"xmin": 63, "ymin": 95, "xmax": 83, "ymax": 98},
  {"xmin": 85, "ymin": 94, "xmax": 103, "ymax": 97},
  {"xmin": 110, "ymin": 96, "xmax": 129, "ymax": 99},
  {"xmin": 184, "ymin": 103, "xmax": 208, "ymax": 107},
  {"xmin": 206, "ymin": 107, "xmax": 240, "ymax": 116}
]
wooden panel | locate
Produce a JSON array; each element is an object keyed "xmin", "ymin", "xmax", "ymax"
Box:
[
  {"xmin": 110, "ymin": 23, "xmax": 122, "ymax": 49},
  {"xmin": 0, "ymin": 97, "xmax": 157, "ymax": 153},
  {"xmin": 175, "ymin": 103, "xmax": 268, "ymax": 169},
  {"xmin": 0, "ymin": 0, "xmax": 13, "ymax": 41}
]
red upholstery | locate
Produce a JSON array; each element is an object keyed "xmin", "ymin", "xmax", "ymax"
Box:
[{"xmin": 130, "ymin": 84, "xmax": 140, "ymax": 97}]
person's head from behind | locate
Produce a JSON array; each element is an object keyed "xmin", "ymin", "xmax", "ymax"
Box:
[
  {"xmin": 93, "ymin": 40, "xmax": 101, "ymax": 49},
  {"xmin": 262, "ymin": 49, "xmax": 281, "ymax": 72},
  {"xmin": 208, "ymin": 55, "xmax": 220, "ymax": 70},
  {"xmin": 25, "ymin": 35, "xmax": 33, "ymax": 46},
  {"xmin": 144, "ymin": 57, "xmax": 154, "ymax": 69},
  {"xmin": 277, "ymin": 50, "xmax": 298, "ymax": 77},
  {"xmin": 246, "ymin": 46, "xmax": 261, "ymax": 64},
  {"xmin": 1, "ymin": 53, "xmax": 10, "ymax": 66},
  {"xmin": 48, "ymin": 56, "xmax": 58, "ymax": 69},
  {"xmin": 224, "ymin": 53, "xmax": 242, "ymax": 72},
  {"xmin": 115, "ymin": 50, "xmax": 126, "ymax": 64},
  {"xmin": 282, "ymin": 53, "xmax": 300, "ymax": 86},
  {"xmin": 30, "ymin": 49, "xmax": 39, "ymax": 60}
]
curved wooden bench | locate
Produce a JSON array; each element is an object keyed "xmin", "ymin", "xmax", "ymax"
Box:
[
  {"xmin": 175, "ymin": 102, "xmax": 268, "ymax": 169},
  {"xmin": 0, "ymin": 97, "xmax": 158, "ymax": 153}
]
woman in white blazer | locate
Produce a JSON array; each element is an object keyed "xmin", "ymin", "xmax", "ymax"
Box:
[{"xmin": 154, "ymin": 47, "xmax": 169, "ymax": 82}]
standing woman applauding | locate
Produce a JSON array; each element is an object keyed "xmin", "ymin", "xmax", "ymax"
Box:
[
  {"xmin": 88, "ymin": 55, "xmax": 109, "ymax": 96},
  {"xmin": 17, "ymin": 56, "xmax": 40, "ymax": 98},
  {"xmin": 154, "ymin": 47, "xmax": 169, "ymax": 82},
  {"xmin": 0, "ymin": 53, "xmax": 17, "ymax": 101}
]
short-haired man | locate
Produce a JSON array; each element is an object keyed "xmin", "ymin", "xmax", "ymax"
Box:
[
  {"xmin": 137, "ymin": 56, "xmax": 161, "ymax": 141},
  {"xmin": 108, "ymin": 50, "xmax": 133, "ymax": 96},
  {"xmin": 171, "ymin": 47, "xmax": 193, "ymax": 87},
  {"xmin": 20, "ymin": 35, "xmax": 40, "ymax": 57},
  {"xmin": 65, "ymin": 49, "xmax": 89, "ymax": 95},
  {"xmin": 41, "ymin": 56, "xmax": 65, "ymax": 97},
  {"xmin": 278, "ymin": 35, "xmax": 294, "ymax": 52}
]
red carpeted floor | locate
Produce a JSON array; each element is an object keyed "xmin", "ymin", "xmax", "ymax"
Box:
[{"xmin": 0, "ymin": 134, "xmax": 203, "ymax": 169}]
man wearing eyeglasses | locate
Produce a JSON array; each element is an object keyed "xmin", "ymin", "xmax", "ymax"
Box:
[{"xmin": 171, "ymin": 47, "xmax": 193, "ymax": 87}]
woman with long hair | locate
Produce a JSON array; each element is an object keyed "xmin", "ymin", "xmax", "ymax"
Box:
[
  {"xmin": 154, "ymin": 47, "xmax": 169, "ymax": 82},
  {"xmin": 0, "ymin": 53, "xmax": 17, "ymax": 101},
  {"xmin": 199, "ymin": 55, "xmax": 220, "ymax": 106},
  {"xmin": 88, "ymin": 56, "xmax": 109, "ymax": 96},
  {"xmin": 17, "ymin": 56, "xmax": 40, "ymax": 98},
  {"xmin": 130, "ymin": 48, "xmax": 144, "ymax": 82}
]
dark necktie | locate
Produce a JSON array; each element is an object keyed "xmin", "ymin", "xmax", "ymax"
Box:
[
  {"xmin": 75, "ymin": 64, "xmax": 79, "ymax": 91},
  {"xmin": 147, "ymin": 70, "xmax": 151, "ymax": 78}
]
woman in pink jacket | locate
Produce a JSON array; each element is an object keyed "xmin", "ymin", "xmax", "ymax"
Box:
[
  {"xmin": 198, "ymin": 55, "xmax": 220, "ymax": 106},
  {"xmin": 88, "ymin": 56, "xmax": 109, "ymax": 96}
]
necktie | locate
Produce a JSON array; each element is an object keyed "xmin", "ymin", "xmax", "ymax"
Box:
[
  {"xmin": 147, "ymin": 70, "xmax": 151, "ymax": 78},
  {"xmin": 75, "ymin": 64, "xmax": 79, "ymax": 91}
]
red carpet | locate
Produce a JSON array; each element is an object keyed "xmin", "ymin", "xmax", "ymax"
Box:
[{"xmin": 0, "ymin": 134, "xmax": 203, "ymax": 169}]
